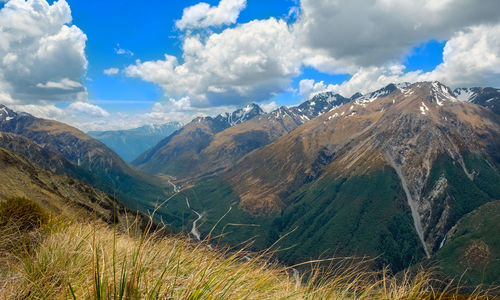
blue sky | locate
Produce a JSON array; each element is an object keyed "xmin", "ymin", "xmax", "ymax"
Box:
[
  {"xmin": 69, "ymin": 0, "xmax": 302, "ymax": 112},
  {"xmin": 1, "ymin": 0, "xmax": 498, "ymax": 130}
]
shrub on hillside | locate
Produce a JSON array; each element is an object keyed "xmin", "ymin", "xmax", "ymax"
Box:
[{"xmin": 0, "ymin": 196, "xmax": 48, "ymax": 231}]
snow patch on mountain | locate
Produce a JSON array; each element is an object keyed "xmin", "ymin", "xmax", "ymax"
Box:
[
  {"xmin": 430, "ymin": 82, "xmax": 458, "ymax": 106},
  {"xmin": 453, "ymin": 88, "xmax": 477, "ymax": 102},
  {"xmin": 355, "ymin": 84, "xmax": 399, "ymax": 106}
]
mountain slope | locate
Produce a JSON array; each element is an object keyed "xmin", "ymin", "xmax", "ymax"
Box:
[
  {"xmin": 227, "ymin": 82, "xmax": 500, "ymax": 251},
  {"xmin": 435, "ymin": 200, "xmax": 500, "ymax": 287},
  {"xmin": 0, "ymin": 105, "xmax": 169, "ymax": 211},
  {"xmin": 88, "ymin": 122, "xmax": 182, "ymax": 162},
  {"xmin": 162, "ymin": 82, "xmax": 500, "ymax": 274},
  {"xmin": 0, "ymin": 146, "xmax": 140, "ymax": 225},
  {"xmin": 133, "ymin": 104, "xmax": 264, "ymax": 177}
]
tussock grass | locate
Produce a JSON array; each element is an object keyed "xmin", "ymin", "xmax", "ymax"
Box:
[{"xmin": 0, "ymin": 200, "xmax": 495, "ymax": 299}]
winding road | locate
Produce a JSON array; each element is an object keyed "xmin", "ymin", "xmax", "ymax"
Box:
[
  {"xmin": 166, "ymin": 176, "xmax": 300, "ymax": 283},
  {"xmin": 166, "ymin": 177, "xmax": 204, "ymax": 241},
  {"xmin": 186, "ymin": 197, "xmax": 203, "ymax": 241}
]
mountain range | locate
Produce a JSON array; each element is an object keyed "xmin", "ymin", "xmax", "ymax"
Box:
[
  {"xmin": 453, "ymin": 87, "xmax": 500, "ymax": 115},
  {"xmin": 139, "ymin": 82, "xmax": 500, "ymax": 284},
  {"xmin": 1, "ymin": 82, "xmax": 499, "ymax": 287},
  {"xmin": 133, "ymin": 103, "xmax": 266, "ymax": 177},
  {"xmin": 133, "ymin": 93, "xmax": 350, "ymax": 179}
]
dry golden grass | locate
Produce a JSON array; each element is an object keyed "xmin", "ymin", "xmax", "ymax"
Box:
[{"xmin": 0, "ymin": 209, "xmax": 495, "ymax": 300}]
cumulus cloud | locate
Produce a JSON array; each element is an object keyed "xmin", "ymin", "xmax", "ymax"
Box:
[
  {"xmin": 103, "ymin": 67, "xmax": 119, "ymax": 75},
  {"xmin": 176, "ymin": 0, "xmax": 246, "ymax": 30},
  {"xmin": 295, "ymin": 0, "xmax": 500, "ymax": 69},
  {"xmin": 126, "ymin": 18, "xmax": 301, "ymax": 107},
  {"xmin": 0, "ymin": 0, "xmax": 88, "ymax": 104},
  {"xmin": 127, "ymin": 0, "xmax": 500, "ymax": 114},
  {"xmin": 167, "ymin": 96, "xmax": 192, "ymax": 111},
  {"xmin": 4, "ymin": 0, "xmax": 500, "ymax": 131},
  {"xmin": 329, "ymin": 23, "xmax": 500, "ymax": 97},
  {"xmin": 429, "ymin": 24, "xmax": 500, "ymax": 87}
]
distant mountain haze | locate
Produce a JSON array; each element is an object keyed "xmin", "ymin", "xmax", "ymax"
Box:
[{"xmin": 88, "ymin": 123, "xmax": 182, "ymax": 162}]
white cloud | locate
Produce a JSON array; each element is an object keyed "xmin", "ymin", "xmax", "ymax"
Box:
[
  {"xmin": 126, "ymin": 18, "xmax": 302, "ymax": 107},
  {"xmin": 428, "ymin": 24, "xmax": 500, "ymax": 87},
  {"xmin": 0, "ymin": 0, "xmax": 88, "ymax": 104},
  {"xmin": 168, "ymin": 96, "xmax": 192, "ymax": 111},
  {"xmin": 295, "ymin": 0, "xmax": 500, "ymax": 69},
  {"xmin": 11, "ymin": 103, "xmax": 65, "ymax": 120},
  {"xmin": 299, "ymin": 79, "xmax": 336, "ymax": 99},
  {"xmin": 260, "ymin": 101, "xmax": 278, "ymax": 113},
  {"xmin": 103, "ymin": 67, "xmax": 119, "ymax": 75},
  {"xmin": 176, "ymin": 0, "xmax": 246, "ymax": 30},
  {"xmin": 12, "ymin": 101, "xmax": 109, "ymax": 123},
  {"xmin": 67, "ymin": 101, "xmax": 110, "ymax": 117},
  {"xmin": 126, "ymin": 0, "xmax": 500, "ymax": 117},
  {"xmin": 10, "ymin": 97, "xmax": 233, "ymax": 131},
  {"xmin": 10, "ymin": 102, "xmax": 123, "ymax": 132},
  {"xmin": 4, "ymin": 0, "xmax": 500, "ymax": 132},
  {"xmin": 114, "ymin": 43, "xmax": 133, "ymax": 56}
]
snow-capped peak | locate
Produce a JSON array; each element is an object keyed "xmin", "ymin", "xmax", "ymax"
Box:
[
  {"xmin": 0, "ymin": 104, "xmax": 18, "ymax": 122},
  {"xmin": 395, "ymin": 82, "xmax": 411, "ymax": 92},
  {"xmin": 216, "ymin": 103, "xmax": 264, "ymax": 127}
]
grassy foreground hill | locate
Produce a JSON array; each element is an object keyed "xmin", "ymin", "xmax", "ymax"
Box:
[{"xmin": 0, "ymin": 197, "xmax": 495, "ymax": 299}]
